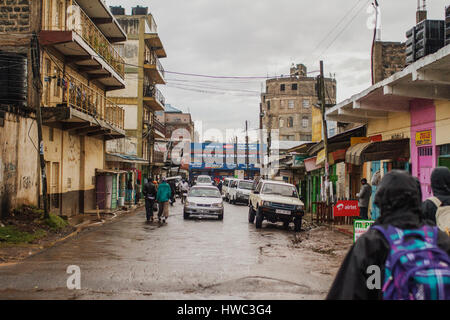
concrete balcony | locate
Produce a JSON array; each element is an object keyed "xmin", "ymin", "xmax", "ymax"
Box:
[
  {"xmin": 152, "ymin": 117, "xmax": 166, "ymax": 139},
  {"xmin": 144, "ymin": 51, "xmax": 165, "ymax": 84},
  {"xmin": 41, "ymin": 76, "xmax": 125, "ymax": 140},
  {"xmin": 39, "ymin": 3, "xmax": 126, "ymax": 91},
  {"xmin": 153, "ymin": 151, "xmax": 165, "ymax": 165},
  {"xmin": 143, "ymin": 85, "xmax": 165, "ymax": 111}
]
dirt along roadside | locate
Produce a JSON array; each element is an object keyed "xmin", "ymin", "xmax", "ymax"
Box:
[{"xmin": 0, "ymin": 204, "xmax": 143, "ymax": 265}]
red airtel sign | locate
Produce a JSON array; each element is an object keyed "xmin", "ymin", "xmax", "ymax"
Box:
[{"xmin": 333, "ymin": 200, "xmax": 360, "ymax": 217}]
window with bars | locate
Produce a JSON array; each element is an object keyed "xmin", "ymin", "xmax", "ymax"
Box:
[{"xmin": 419, "ymin": 146, "xmax": 433, "ymax": 157}]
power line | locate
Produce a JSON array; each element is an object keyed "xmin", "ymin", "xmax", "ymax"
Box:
[
  {"xmin": 318, "ymin": 0, "xmax": 371, "ymax": 57},
  {"xmin": 311, "ymin": 0, "xmax": 366, "ymax": 54}
]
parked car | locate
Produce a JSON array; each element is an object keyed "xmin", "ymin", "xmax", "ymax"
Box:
[
  {"xmin": 183, "ymin": 186, "xmax": 224, "ymax": 220},
  {"xmin": 249, "ymin": 179, "xmax": 304, "ymax": 232},
  {"xmin": 195, "ymin": 175, "xmax": 214, "ymax": 186},
  {"xmin": 223, "ymin": 178, "xmax": 237, "ymax": 202},
  {"xmin": 228, "ymin": 179, "xmax": 254, "ymax": 204}
]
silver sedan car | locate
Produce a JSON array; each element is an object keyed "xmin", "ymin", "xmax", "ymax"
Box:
[{"xmin": 183, "ymin": 186, "xmax": 224, "ymax": 220}]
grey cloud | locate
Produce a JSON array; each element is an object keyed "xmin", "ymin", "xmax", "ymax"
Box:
[{"xmin": 106, "ymin": 0, "xmax": 449, "ymax": 139}]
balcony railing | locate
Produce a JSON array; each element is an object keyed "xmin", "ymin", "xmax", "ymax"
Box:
[
  {"xmin": 153, "ymin": 151, "xmax": 165, "ymax": 163},
  {"xmin": 51, "ymin": 75, "xmax": 124, "ymax": 130},
  {"xmin": 44, "ymin": 3, "xmax": 125, "ymax": 78},
  {"xmin": 147, "ymin": 14, "xmax": 158, "ymax": 33},
  {"xmin": 144, "ymin": 85, "xmax": 165, "ymax": 106},
  {"xmin": 144, "ymin": 50, "xmax": 165, "ymax": 78},
  {"xmin": 153, "ymin": 117, "xmax": 166, "ymax": 136}
]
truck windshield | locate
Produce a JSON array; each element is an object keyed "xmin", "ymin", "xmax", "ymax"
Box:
[
  {"xmin": 239, "ymin": 181, "xmax": 253, "ymax": 190},
  {"xmin": 262, "ymin": 184, "xmax": 298, "ymax": 198}
]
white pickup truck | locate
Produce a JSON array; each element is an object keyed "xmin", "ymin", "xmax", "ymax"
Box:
[{"xmin": 249, "ymin": 179, "xmax": 305, "ymax": 232}]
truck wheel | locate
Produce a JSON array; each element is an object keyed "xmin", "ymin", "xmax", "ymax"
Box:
[
  {"xmin": 218, "ymin": 214, "xmax": 223, "ymax": 221},
  {"xmin": 294, "ymin": 217, "xmax": 302, "ymax": 232},
  {"xmin": 283, "ymin": 220, "xmax": 290, "ymax": 230},
  {"xmin": 184, "ymin": 212, "xmax": 190, "ymax": 220},
  {"xmin": 248, "ymin": 206, "xmax": 256, "ymax": 223},
  {"xmin": 255, "ymin": 209, "xmax": 263, "ymax": 229}
]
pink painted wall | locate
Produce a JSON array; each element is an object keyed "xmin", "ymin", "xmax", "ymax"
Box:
[{"xmin": 410, "ymin": 99, "xmax": 436, "ymax": 200}]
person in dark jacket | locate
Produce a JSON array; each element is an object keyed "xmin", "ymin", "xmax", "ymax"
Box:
[
  {"xmin": 143, "ymin": 179, "xmax": 157, "ymax": 223},
  {"xmin": 326, "ymin": 170, "xmax": 450, "ymax": 300},
  {"xmin": 168, "ymin": 179, "xmax": 176, "ymax": 206},
  {"xmin": 421, "ymin": 167, "xmax": 450, "ymax": 225},
  {"xmin": 357, "ymin": 178, "xmax": 372, "ymax": 220},
  {"xmin": 157, "ymin": 178, "xmax": 172, "ymax": 223}
]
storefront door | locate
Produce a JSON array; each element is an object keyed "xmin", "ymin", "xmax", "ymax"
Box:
[
  {"xmin": 370, "ymin": 161, "xmax": 381, "ymax": 220},
  {"xmin": 418, "ymin": 146, "xmax": 434, "ymax": 200}
]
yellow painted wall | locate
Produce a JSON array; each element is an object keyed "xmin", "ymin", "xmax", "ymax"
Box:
[
  {"xmin": 367, "ymin": 111, "xmax": 411, "ymax": 140},
  {"xmin": 312, "ymin": 107, "xmax": 322, "ymax": 142},
  {"xmin": 435, "ymin": 100, "xmax": 450, "ymax": 146},
  {"xmin": 83, "ymin": 136, "xmax": 104, "ymax": 193}
]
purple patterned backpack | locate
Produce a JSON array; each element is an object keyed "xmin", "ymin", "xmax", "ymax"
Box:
[{"xmin": 372, "ymin": 225, "xmax": 450, "ymax": 300}]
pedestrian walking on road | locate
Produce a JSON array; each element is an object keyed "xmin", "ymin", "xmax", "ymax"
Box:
[
  {"xmin": 422, "ymin": 167, "xmax": 450, "ymax": 233},
  {"xmin": 168, "ymin": 179, "xmax": 176, "ymax": 206},
  {"xmin": 217, "ymin": 180, "xmax": 223, "ymax": 194},
  {"xmin": 327, "ymin": 170, "xmax": 450, "ymax": 300},
  {"xmin": 143, "ymin": 179, "xmax": 157, "ymax": 223},
  {"xmin": 135, "ymin": 179, "xmax": 141, "ymax": 205},
  {"xmin": 357, "ymin": 178, "xmax": 372, "ymax": 220},
  {"xmin": 157, "ymin": 178, "xmax": 172, "ymax": 224}
]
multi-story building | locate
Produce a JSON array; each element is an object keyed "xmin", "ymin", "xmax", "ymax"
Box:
[
  {"xmin": 0, "ymin": 0, "xmax": 128, "ymax": 216},
  {"xmin": 261, "ymin": 64, "xmax": 336, "ymax": 142},
  {"xmin": 156, "ymin": 105, "xmax": 195, "ymax": 142},
  {"xmin": 155, "ymin": 105, "xmax": 195, "ymax": 177},
  {"xmin": 106, "ymin": 5, "xmax": 166, "ymax": 181}
]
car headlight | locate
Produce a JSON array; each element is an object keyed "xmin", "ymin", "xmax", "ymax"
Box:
[
  {"xmin": 296, "ymin": 205, "xmax": 304, "ymax": 211},
  {"xmin": 212, "ymin": 203, "xmax": 223, "ymax": 208},
  {"xmin": 263, "ymin": 201, "xmax": 271, "ymax": 207},
  {"xmin": 237, "ymin": 191, "xmax": 243, "ymax": 196},
  {"xmin": 185, "ymin": 201, "xmax": 196, "ymax": 207}
]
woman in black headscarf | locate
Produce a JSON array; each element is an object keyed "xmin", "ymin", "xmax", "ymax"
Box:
[
  {"xmin": 326, "ymin": 170, "xmax": 450, "ymax": 300},
  {"xmin": 422, "ymin": 167, "xmax": 450, "ymax": 224}
]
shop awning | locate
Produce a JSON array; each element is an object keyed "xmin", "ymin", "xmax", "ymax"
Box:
[
  {"xmin": 96, "ymin": 169, "xmax": 127, "ymax": 175},
  {"xmin": 346, "ymin": 139, "xmax": 410, "ymax": 165},
  {"xmin": 105, "ymin": 153, "xmax": 149, "ymax": 165}
]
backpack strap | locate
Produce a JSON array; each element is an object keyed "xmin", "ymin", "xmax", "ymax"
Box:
[
  {"xmin": 372, "ymin": 225, "xmax": 438, "ymax": 246},
  {"xmin": 428, "ymin": 197, "xmax": 442, "ymax": 209}
]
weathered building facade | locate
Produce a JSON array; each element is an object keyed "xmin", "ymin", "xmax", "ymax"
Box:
[
  {"xmin": 107, "ymin": 6, "xmax": 167, "ymax": 181},
  {"xmin": 0, "ymin": 0, "xmax": 128, "ymax": 217},
  {"xmin": 261, "ymin": 64, "xmax": 336, "ymax": 142}
]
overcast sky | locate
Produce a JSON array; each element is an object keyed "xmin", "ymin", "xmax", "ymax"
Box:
[{"xmin": 106, "ymin": 0, "xmax": 449, "ymax": 142}]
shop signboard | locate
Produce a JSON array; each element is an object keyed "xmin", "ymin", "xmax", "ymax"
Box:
[
  {"xmin": 333, "ymin": 200, "xmax": 360, "ymax": 217},
  {"xmin": 353, "ymin": 219, "xmax": 375, "ymax": 243},
  {"xmin": 351, "ymin": 137, "xmax": 370, "ymax": 146},
  {"xmin": 416, "ymin": 130, "xmax": 432, "ymax": 146}
]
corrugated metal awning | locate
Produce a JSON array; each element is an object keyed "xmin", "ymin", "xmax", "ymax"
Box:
[{"xmin": 346, "ymin": 139, "xmax": 410, "ymax": 165}]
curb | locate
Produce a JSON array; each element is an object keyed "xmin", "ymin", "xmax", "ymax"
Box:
[
  {"xmin": 0, "ymin": 204, "xmax": 145, "ymax": 267},
  {"xmin": 332, "ymin": 226, "xmax": 353, "ymax": 237}
]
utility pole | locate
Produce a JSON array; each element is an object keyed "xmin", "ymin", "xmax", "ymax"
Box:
[
  {"xmin": 31, "ymin": 33, "xmax": 49, "ymax": 219},
  {"xmin": 245, "ymin": 120, "xmax": 249, "ymax": 180},
  {"xmin": 267, "ymin": 115, "xmax": 272, "ymax": 180},
  {"xmin": 259, "ymin": 103, "xmax": 265, "ymax": 179},
  {"xmin": 318, "ymin": 61, "xmax": 330, "ymax": 205}
]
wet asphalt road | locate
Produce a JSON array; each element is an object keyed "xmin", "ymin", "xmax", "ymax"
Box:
[{"xmin": 0, "ymin": 200, "xmax": 352, "ymax": 300}]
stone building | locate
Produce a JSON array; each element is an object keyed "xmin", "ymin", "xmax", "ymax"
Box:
[
  {"xmin": 372, "ymin": 41, "xmax": 406, "ymax": 84},
  {"xmin": 261, "ymin": 64, "xmax": 336, "ymax": 142}
]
